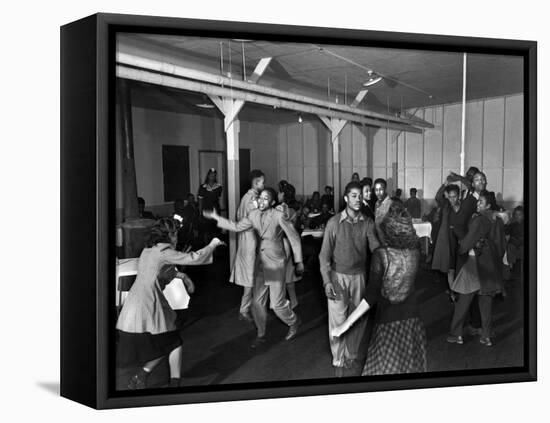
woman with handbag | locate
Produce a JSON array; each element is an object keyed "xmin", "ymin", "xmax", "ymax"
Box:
[{"xmin": 116, "ymin": 218, "xmax": 225, "ymax": 389}]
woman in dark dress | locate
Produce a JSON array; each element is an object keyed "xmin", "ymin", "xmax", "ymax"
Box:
[
  {"xmin": 432, "ymin": 182, "xmax": 472, "ymax": 301},
  {"xmin": 332, "ymin": 202, "xmax": 427, "ymax": 375},
  {"xmin": 198, "ymin": 168, "xmax": 223, "ymax": 244},
  {"xmin": 447, "ymin": 193, "xmax": 505, "ymax": 346}
]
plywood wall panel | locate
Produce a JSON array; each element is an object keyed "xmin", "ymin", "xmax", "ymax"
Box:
[
  {"xmin": 503, "ymin": 168, "xmax": 524, "ymax": 205},
  {"xmin": 443, "ymin": 103, "xmax": 462, "ymax": 169},
  {"xmin": 504, "ymin": 94, "xmax": 523, "ymax": 168},
  {"xmin": 465, "ymin": 100, "xmax": 484, "ymax": 169},
  {"xmin": 373, "ymin": 127, "xmax": 387, "ymax": 167},
  {"xmin": 287, "ymin": 124, "xmax": 303, "ymax": 166},
  {"xmin": 303, "ymin": 122, "xmax": 319, "ymax": 167},
  {"xmin": 339, "ymin": 124, "xmax": 353, "ymax": 170},
  {"xmin": 483, "ymin": 97, "xmax": 505, "ymax": 168}
]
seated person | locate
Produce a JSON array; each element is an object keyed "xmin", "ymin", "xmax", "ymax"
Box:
[
  {"xmin": 296, "ymin": 206, "xmax": 312, "ymax": 232},
  {"xmin": 306, "ymin": 191, "xmax": 323, "ymax": 214},
  {"xmin": 310, "ymin": 203, "xmax": 334, "ymax": 229},
  {"xmin": 138, "ymin": 197, "xmax": 155, "ymax": 220},
  {"xmin": 321, "ymin": 186, "xmax": 334, "ymax": 212}
]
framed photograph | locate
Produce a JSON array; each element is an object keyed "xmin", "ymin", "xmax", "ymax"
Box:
[{"xmin": 60, "ymin": 13, "xmax": 536, "ymax": 409}]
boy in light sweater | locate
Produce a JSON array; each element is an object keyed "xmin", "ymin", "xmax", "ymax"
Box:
[{"xmin": 319, "ymin": 181, "xmax": 380, "ymax": 376}]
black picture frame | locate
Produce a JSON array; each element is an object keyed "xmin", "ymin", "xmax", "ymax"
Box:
[{"xmin": 60, "ymin": 12, "xmax": 537, "ymax": 409}]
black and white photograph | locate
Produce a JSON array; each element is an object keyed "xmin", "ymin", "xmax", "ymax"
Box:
[
  {"xmin": 113, "ymin": 30, "xmax": 529, "ymax": 390},
  {"xmin": 5, "ymin": 0, "xmax": 550, "ymax": 420}
]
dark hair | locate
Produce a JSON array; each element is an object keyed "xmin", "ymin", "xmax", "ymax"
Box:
[
  {"xmin": 410, "ymin": 188, "xmax": 417, "ymax": 194},
  {"xmin": 137, "ymin": 197, "xmax": 145, "ymax": 205},
  {"xmin": 395, "ymin": 188, "xmax": 402, "ymax": 196},
  {"xmin": 280, "ymin": 184, "xmax": 296, "ymax": 204},
  {"xmin": 374, "ymin": 178, "xmax": 387, "ymax": 188},
  {"xmin": 344, "ymin": 181, "xmax": 362, "ymax": 197},
  {"xmin": 361, "ymin": 179, "xmax": 372, "ymax": 189},
  {"xmin": 249, "ymin": 169, "xmax": 265, "ymax": 185},
  {"xmin": 362, "ymin": 177, "xmax": 373, "ymax": 187},
  {"xmin": 146, "ymin": 218, "xmax": 178, "ymax": 248},
  {"xmin": 312, "ymin": 191, "xmax": 320, "ymax": 197},
  {"xmin": 380, "ymin": 202, "xmax": 419, "ymax": 249},
  {"xmin": 325, "ymin": 185, "xmax": 333, "ymax": 191},
  {"xmin": 204, "ymin": 168, "xmax": 217, "ymax": 184},
  {"xmin": 466, "ymin": 166, "xmax": 480, "ymax": 176},
  {"xmin": 514, "ymin": 205, "xmax": 524, "ymax": 214},
  {"xmin": 445, "ymin": 184, "xmax": 460, "ymax": 196},
  {"xmin": 262, "ymin": 187, "xmax": 278, "ymax": 203},
  {"xmin": 352, "ymin": 172, "xmax": 360, "ymax": 178},
  {"xmin": 473, "ymin": 171, "xmax": 487, "ymax": 181}
]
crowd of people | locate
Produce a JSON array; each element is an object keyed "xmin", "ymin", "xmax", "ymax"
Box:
[{"xmin": 116, "ymin": 166, "xmax": 524, "ymax": 388}]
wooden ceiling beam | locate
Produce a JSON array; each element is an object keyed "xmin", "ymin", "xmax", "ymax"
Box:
[
  {"xmin": 117, "ymin": 65, "xmax": 423, "ymax": 134},
  {"xmin": 116, "ymin": 52, "xmax": 433, "ymax": 129}
]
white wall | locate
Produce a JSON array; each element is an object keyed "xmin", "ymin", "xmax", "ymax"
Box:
[
  {"xmin": 276, "ymin": 93, "xmax": 524, "ymax": 211},
  {"xmin": 116, "ymin": 107, "xmax": 279, "ymax": 220}
]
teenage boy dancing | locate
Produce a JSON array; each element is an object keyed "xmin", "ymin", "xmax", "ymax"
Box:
[
  {"xmin": 319, "ymin": 181, "xmax": 380, "ymax": 376},
  {"xmin": 204, "ymin": 188, "xmax": 304, "ymax": 348}
]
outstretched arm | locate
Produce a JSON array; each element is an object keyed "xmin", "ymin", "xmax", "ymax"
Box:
[
  {"xmin": 161, "ymin": 238, "xmax": 224, "ymax": 267},
  {"xmin": 203, "ymin": 209, "xmax": 253, "ymax": 233}
]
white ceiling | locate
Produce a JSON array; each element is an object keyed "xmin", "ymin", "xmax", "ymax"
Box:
[{"xmin": 120, "ymin": 33, "xmax": 523, "ymax": 119}]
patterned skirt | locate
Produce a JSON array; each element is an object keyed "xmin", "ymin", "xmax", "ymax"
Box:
[{"xmin": 362, "ymin": 317, "xmax": 427, "ymax": 376}]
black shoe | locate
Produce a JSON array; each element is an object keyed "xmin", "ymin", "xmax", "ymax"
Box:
[
  {"xmin": 285, "ymin": 317, "xmax": 301, "ymax": 341},
  {"xmin": 250, "ymin": 336, "xmax": 267, "ymax": 349},
  {"xmin": 168, "ymin": 378, "xmax": 181, "ymax": 388},
  {"xmin": 238, "ymin": 312, "xmax": 254, "ymax": 323}
]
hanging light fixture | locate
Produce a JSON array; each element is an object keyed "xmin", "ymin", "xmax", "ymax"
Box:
[
  {"xmin": 298, "ymin": 114, "xmax": 303, "ymax": 123},
  {"xmin": 363, "ymin": 70, "xmax": 382, "ymax": 87}
]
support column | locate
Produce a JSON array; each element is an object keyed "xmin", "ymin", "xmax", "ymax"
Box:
[
  {"xmin": 318, "ymin": 116, "xmax": 346, "ymax": 213},
  {"xmin": 332, "ymin": 135, "xmax": 341, "ymax": 212},
  {"xmin": 226, "ymin": 117, "xmax": 240, "ymax": 264},
  {"xmin": 118, "ymin": 79, "xmax": 139, "ymax": 220}
]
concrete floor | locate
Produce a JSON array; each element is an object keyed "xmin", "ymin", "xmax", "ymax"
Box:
[{"xmin": 116, "ymin": 249, "xmax": 524, "ymax": 389}]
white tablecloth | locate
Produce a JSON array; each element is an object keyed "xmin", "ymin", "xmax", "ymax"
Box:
[{"xmin": 412, "ymin": 220, "xmax": 432, "ymax": 240}]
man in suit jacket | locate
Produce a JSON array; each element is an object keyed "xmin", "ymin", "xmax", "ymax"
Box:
[{"xmin": 204, "ymin": 188, "xmax": 304, "ymax": 348}]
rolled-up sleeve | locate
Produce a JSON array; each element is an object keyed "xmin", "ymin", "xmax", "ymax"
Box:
[{"xmin": 319, "ymin": 218, "xmax": 337, "ymax": 286}]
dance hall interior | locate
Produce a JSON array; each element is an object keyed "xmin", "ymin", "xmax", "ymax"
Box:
[{"xmin": 114, "ymin": 32, "xmax": 525, "ymax": 390}]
